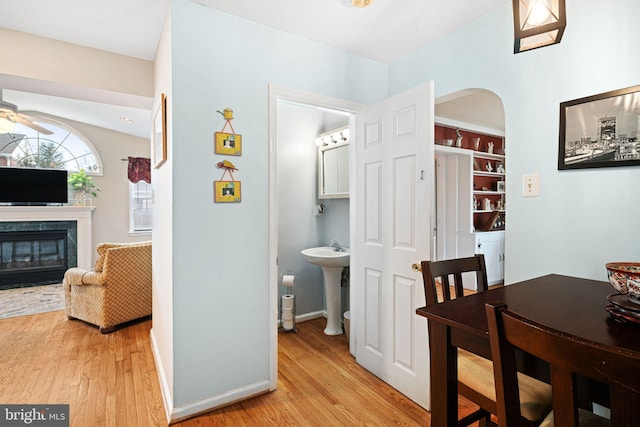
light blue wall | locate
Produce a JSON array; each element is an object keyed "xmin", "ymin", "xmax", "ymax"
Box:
[
  {"xmin": 168, "ymin": 0, "xmax": 387, "ymax": 409},
  {"xmin": 389, "ymin": 0, "xmax": 640, "ymax": 284},
  {"xmin": 277, "ymin": 102, "xmax": 325, "ymax": 316}
]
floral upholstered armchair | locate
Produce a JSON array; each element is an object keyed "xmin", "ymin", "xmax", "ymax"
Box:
[{"xmin": 63, "ymin": 241, "xmax": 152, "ymax": 333}]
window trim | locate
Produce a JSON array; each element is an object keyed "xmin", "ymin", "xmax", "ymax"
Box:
[{"xmin": 5, "ymin": 113, "xmax": 104, "ymax": 175}]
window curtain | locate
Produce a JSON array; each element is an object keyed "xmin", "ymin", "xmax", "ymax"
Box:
[{"xmin": 127, "ymin": 157, "xmax": 151, "ymax": 183}]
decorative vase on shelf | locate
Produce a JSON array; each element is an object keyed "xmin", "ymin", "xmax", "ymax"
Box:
[
  {"xmin": 473, "ymin": 138, "xmax": 480, "ymax": 151},
  {"xmin": 68, "ymin": 169, "xmax": 99, "ymax": 206},
  {"xmin": 455, "ymin": 128, "xmax": 463, "ymax": 148},
  {"xmin": 73, "ymin": 191, "xmax": 87, "ymax": 206}
]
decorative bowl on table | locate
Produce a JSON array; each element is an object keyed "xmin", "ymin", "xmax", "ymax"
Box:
[
  {"xmin": 606, "ymin": 262, "xmax": 640, "ymax": 324},
  {"xmin": 606, "ymin": 262, "xmax": 640, "ymax": 302}
]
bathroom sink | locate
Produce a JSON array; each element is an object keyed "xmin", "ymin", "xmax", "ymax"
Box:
[
  {"xmin": 301, "ymin": 246, "xmax": 350, "ymax": 268},
  {"xmin": 301, "ymin": 246, "xmax": 350, "ymax": 335}
]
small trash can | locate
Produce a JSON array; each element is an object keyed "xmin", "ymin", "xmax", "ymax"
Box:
[{"xmin": 343, "ymin": 311, "xmax": 351, "ymax": 342}]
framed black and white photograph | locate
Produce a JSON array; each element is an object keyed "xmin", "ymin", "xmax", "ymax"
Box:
[{"xmin": 558, "ymin": 85, "xmax": 640, "ymax": 170}]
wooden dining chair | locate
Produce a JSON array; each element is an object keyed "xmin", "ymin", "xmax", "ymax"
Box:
[
  {"xmin": 485, "ymin": 302, "xmax": 625, "ymax": 427},
  {"xmin": 421, "ymin": 255, "xmax": 552, "ymax": 427}
]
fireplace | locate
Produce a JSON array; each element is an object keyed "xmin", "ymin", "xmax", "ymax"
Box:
[
  {"xmin": 0, "ymin": 206, "xmax": 94, "ymax": 289},
  {"xmin": 0, "ymin": 216, "xmax": 84, "ymax": 289},
  {"xmin": 0, "ymin": 230, "xmax": 69, "ymax": 289}
]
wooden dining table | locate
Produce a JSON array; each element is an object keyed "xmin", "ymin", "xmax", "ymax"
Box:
[{"xmin": 416, "ymin": 274, "xmax": 640, "ymax": 427}]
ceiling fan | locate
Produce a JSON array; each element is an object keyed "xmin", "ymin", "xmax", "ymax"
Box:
[{"xmin": 0, "ymin": 89, "xmax": 53, "ymax": 135}]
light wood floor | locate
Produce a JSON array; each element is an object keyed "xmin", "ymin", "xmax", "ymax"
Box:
[{"xmin": 0, "ymin": 311, "xmax": 480, "ymax": 426}]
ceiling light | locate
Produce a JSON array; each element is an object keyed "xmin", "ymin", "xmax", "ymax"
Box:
[
  {"xmin": 352, "ymin": 0, "xmax": 373, "ymax": 7},
  {"xmin": 512, "ymin": 0, "xmax": 566, "ymax": 53},
  {"xmin": 341, "ymin": 0, "xmax": 373, "ymax": 8},
  {"xmin": 315, "ymin": 137, "xmax": 324, "ymax": 146},
  {"xmin": 0, "ymin": 117, "xmax": 15, "ymax": 133}
]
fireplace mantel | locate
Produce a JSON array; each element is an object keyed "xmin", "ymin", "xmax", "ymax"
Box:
[{"xmin": 0, "ymin": 206, "xmax": 95, "ymax": 270}]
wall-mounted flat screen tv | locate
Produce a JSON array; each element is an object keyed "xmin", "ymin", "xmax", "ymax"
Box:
[{"xmin": 0, "ymin": 167, "xmax": 69, "ymax": 204}]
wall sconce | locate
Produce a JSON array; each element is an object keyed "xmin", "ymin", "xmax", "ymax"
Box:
[
  {"xmin": 512, "ymin": 0, "xmax": 566, "ymax": 53},
  {"xmin": 315, "ymin": 126, "xmax": 350, "ymax": 146}
]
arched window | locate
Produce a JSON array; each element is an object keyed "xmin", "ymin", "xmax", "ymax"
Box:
[{"xmin": 0, "ymin": 118, "xmax": 103, "ymax": 174}]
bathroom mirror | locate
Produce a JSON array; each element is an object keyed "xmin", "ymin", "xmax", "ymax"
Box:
[{"xmin": 318, "ymin": 141, "xmax": 349, "ymax": 199}]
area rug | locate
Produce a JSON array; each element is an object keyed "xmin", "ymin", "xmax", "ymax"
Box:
[{"xmin": 0, "ymin": 284, "xmax": 64, "ymax": 319}]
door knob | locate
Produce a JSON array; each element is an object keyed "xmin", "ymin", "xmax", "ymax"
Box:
[{"xmin": 411, "ymin": 263, "xmax": 422, "ymax": 272}]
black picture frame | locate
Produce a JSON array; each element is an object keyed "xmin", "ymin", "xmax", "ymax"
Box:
[{"xmin": 558, "ymin": 85, "xmax": 640, "ymax": 170}]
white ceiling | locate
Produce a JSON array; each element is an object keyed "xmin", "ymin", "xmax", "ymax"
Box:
[
  {"xmin": 193, "ymin": 0, "xmax": 509, "ymax": 64},
  {"xmin": 0, "ymin": 0, "xmax": 509, "ymax": 138}
]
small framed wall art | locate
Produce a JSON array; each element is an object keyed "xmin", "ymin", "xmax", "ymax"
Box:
[
  {"xmin": 214, "ymin": 132, "xmax": 242, "ymax": 156},
  {"xmin": 214, "ymin": 181, "xmax": 241, "ymax": 203},
  {"xmin": 153, "ymin": 93, "xmax": 167, "ymax": 169}
]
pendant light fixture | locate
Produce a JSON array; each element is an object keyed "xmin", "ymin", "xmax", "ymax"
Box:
[{"xmin": 512, "ymin": 0, "xmax": 566, "ymax": 53}]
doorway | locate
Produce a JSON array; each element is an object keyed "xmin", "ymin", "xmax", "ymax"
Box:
[
  {"xmin": 433, "ymin": 88, "xmax": 506, "ymax": 286},
  {"xmin": 267, "ymin": 85, "xmax": 360, "ymax": 389},
  {"xmin": 268, "ymin": 83, "xmax": 436, "ymax": 409}
]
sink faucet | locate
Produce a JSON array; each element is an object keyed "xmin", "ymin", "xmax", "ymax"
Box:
[{"xmin": 329, "ymin": 240, "xmax": 344, "ymax": 252}]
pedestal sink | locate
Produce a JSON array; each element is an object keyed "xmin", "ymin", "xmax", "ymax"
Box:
[{"xmin": 301, "ymin": 246, "xmax": 350, "ymax": 335}]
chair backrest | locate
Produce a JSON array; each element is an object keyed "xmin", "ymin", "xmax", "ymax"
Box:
[
  {"xmin": 420, "ymin": 254, "xmax": 489, "ymax": 306},
  {"xmin": 485, "ymin": 302, "xmax": 640, "ymax": 427}
]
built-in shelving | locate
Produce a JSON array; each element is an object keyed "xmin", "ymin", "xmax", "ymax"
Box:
[
  {"xmin": 435, "ymin": 123, "xmax": 506, "ymax": 232},
  {"xmin": 434, "ymin": 122, "xmax": 506, "ymax": 285}
]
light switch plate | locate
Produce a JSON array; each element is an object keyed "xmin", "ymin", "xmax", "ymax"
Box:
[{"xmin": 522, "ymin": 173, "xmax": 540, "ymax": 197}]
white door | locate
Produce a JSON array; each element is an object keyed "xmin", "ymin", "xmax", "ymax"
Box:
[{"xmin": 353, "ymin": 82, "xmax": 434, "ymax": 409}]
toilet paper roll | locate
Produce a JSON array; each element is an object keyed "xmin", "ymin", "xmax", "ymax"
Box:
[
  {"xmin": 282, "ymin": 318, "xmax": 294, "ymax": 330},
  {"xmin": 282, "ymin": 307, "xmax": 293, "ymax": 315},
  {"xmin": 282, "ymin": 310, "xmax": 294, "ymax": 321},
  {"xmin": 282, "ymin": 274, "xmax": 296, "ymax": 287},
  {"xmin": 282, "ymin": 294, "xmax": 295, "ymax": 309}
]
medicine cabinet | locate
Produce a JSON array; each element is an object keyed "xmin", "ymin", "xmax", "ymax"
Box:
[{"xmin": 318, "ymin": 139, "xmax": 349, "ymax": 199}]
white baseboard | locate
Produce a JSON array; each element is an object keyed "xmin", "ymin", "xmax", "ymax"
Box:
[
  {"xmin": 278, "ymin": 309, "xmax": 326, "ymax": 327},
  {"xmin": 169, "ymin": 380, "xmax": 271, "ymax": 424},
  {"xmin": 150, "ymin": 311, "xmax": 331, "ymax": 424},
  {"xmin": 149, "ymin": 327, "xmax": 173, "ymax": 424},
  {"xmin": 150, "ymin": 327, "xmax": 271, "ymax": 424}
]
